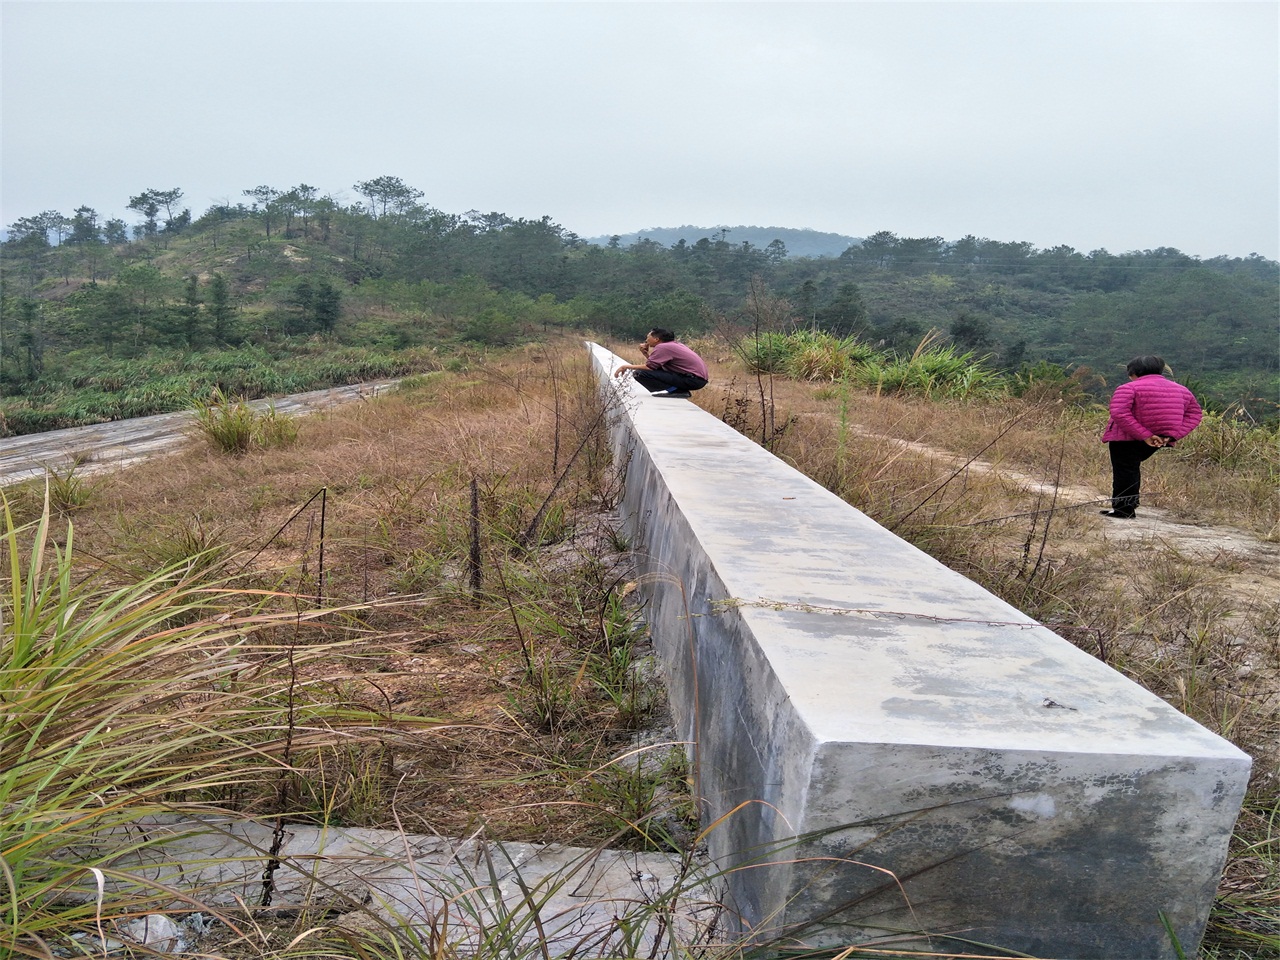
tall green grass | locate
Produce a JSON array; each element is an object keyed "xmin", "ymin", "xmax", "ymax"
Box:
[
  {"xmin": 739, "ymin": 330, "xmax": 1007, "ymax": 400},
  {"xmin": 193, "ymin": 389, "xmax": 299, "ymax": 454},
  {"xmin": 846, "ymin": 332, "xmax": 1007, "ymax": 400}
]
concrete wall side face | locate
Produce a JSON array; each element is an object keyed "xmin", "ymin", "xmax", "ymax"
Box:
[
  {"xmin": 606, "ymin": 390, "xmax": 817, "ymax": 925},
  {"xmin": 587, "ymin": 343, "xmax": 1248, "ymax": 958}
]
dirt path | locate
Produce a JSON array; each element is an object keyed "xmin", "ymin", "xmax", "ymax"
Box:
[
  {"xmin": 0, "ymin": 380, "xmax": 399, "ymax": 488},
  {"xmin": 864, "ymin": 425, "xmax": 1280, "ymax": 567}
]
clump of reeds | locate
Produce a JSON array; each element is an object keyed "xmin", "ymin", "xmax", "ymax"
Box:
[
  {"xmin": 734, "ymin": 329, "xmax": 1007, "ymax": 400},
  {"xmin": 45, "ymin": 464, "xmax": 98, "ymax": 514},
  {"xmin": 193, "ymin": 388, "xmax": 298, "ymax": 454},
  {"xmin": 846, "ymin": 330, "xmax": 1007, "ymax": 400}
]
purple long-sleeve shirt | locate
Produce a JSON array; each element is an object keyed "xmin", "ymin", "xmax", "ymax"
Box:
[{"xmin": 646, "ymin": 341, "xmax": 709, "ymax": 381}]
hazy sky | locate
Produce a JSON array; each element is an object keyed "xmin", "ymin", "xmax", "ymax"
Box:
[{"xmin": 2, "ymin": 1, "xmax": 1277, "ymax": 259}]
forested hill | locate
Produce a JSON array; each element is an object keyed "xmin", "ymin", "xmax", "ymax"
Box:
[
  {"xmin": 1, "ymin": 177, "xmax": 1277, "ymax": 434},
  {"xmin": 585, "ymin": 226, "xmax": 860, "ymax": 259}
]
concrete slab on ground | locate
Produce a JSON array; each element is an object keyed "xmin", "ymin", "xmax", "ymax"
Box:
[{"xmin": 78, "ymin": 817, "xmax": 718, "ymax": 956}]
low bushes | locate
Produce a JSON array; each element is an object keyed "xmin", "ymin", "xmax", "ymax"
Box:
[
  {"xmin": 740, "ymin": 329, "xmax": 1008, "ymax": 400},
  {"xmin": 193, "ymin": 389, "xmax": 298, "ymax": 454}
]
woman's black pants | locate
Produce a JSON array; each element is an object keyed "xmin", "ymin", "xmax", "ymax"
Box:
[
  {"xmin": 633, "ymin": 369, "xmax": 708, "ymax": 393},
  {"xmin": 1108, "ymin": 441, "xmax": 1160, "ymax": 516}
]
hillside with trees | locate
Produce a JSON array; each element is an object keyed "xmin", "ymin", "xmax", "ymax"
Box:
[{"xmin": 2, "ymin": 177, "xmax": 1276, "ymax": 434}]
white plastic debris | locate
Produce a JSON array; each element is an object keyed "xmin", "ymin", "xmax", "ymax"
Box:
[{"xmin": 118, "ymin": 914, "xmax": 183, "ymax": 952}]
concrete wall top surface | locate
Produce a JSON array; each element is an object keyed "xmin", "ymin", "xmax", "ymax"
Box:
[{"xmin": 591, "ymin": 344, "xmax": 1247, "ymax": 764}]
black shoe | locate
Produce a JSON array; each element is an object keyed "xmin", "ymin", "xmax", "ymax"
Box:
[
  {"xmin": 652, "ymin": 390, "xmax": 691, "ymax": 398},
  {"xmin": 1099, "ymin": 510, "xmax": 1136, "ymax": 519}
]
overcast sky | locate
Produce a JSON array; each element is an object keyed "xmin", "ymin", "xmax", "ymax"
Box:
[{"xmin": 2, "ymin": 1, "xmax": 1276, "ymax": 259}]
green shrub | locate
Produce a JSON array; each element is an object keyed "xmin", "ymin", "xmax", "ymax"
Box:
[
  {"xmin": 193, "ymin": 390, "xmax": 298, "ymax": 454},
  {"xmin": 1180, "ymin": 408, "xmax": 1280, "ymax": 475},
  {"xmin": 46, "ymin": 466, "xmax": 97, "ymax": 515},
  {"xmin": 740, "ymin": 332, "xmax": 793, "ymax": 373},
  {"xmin": 462, "ymin": 308, "xmax": 520, "ymax": 345},
  {"xmin": 784, "ymin": 332, "xmax": 881, "ymax": 381},
  {"xmin": 847, "ymin": 335, "xmax": 1007, "ymax": 400},
  {"xmin": 258, "ymin": 403, "xmax": 300, "ymax": 447},
  {"xmin": 193, "ymin": 389, "xmax": 259, "ymax": 453}
]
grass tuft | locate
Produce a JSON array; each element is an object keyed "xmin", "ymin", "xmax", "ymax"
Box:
[{"xmin": 193, "ymin": 388, "xmax": 298, "ymax": 454}]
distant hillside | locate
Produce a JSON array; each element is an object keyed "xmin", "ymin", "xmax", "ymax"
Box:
[
  {"xmin": 4, "ymin": 177, "xmax": 1274, "ymax": 426},
  {"xmin": 585, "ymin": 225, "xmax": 860, "ymax": 259}
]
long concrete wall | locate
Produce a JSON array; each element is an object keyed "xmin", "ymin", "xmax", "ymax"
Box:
[{"xmin": 588, "ymin": 342, "xmax": 1251, "ymax": 959}]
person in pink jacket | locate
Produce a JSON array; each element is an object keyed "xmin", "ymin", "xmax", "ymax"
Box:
[{"xmin": 1100, "ymin": 355, "xmax": 1203, "ymax": 518}]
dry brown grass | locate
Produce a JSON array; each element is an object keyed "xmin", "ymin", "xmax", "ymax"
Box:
[
  {"xmin": 8, "ymin": 336, "xmax": 676, "ymax": 847},
  {"xmin": 697, "ymin": 358, "xmax": 1279, "ymax": 736},
  {"xmin": 594, "ymin": 332, "xmax": 1280, "ymax": 953},
  {"xmin": 672, "ymin": 332, "xmax": 1276, "ymax": 539}
]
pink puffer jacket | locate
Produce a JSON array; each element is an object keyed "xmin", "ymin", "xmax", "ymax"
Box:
[{"xmin": 1101, "ymin": 375, "xmax": 1203, "ymax": 443}]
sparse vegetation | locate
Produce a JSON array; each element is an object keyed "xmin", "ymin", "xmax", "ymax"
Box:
[
  {"xmin": 44, "ymin": 464, "xmax": 97, "ymax": 514},
  {"xmin": 2, "ymin": 345, "xmax": 711, "ymax": 957},
  {"xmin": 0, "ymin": 492, "xmax": 434, "ymax": 950},
  {"xmin": 2, "ymin": 159, "xmax": 1275, "ymax": 957}
]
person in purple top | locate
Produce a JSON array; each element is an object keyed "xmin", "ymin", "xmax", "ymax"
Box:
[
  {"xmin": 613, "ymin": 328, "xmax": 710, "ymax": 398},
  {"xmin": 1099, "ymin": 355, "xmax": 1203, "ymax": 519}
]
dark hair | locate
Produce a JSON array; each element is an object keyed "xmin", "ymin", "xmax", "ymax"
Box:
[
  {"xmin": 648, "ymin": 328, "xmax": 676, "ymax": 342},
  {"xmin": 1126, "ymin": 355, "xmax": 1167, "ymax": 377}
]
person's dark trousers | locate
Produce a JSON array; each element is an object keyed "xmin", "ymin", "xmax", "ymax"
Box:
[
  {"xmin": 1108, "ymin": 440, "xmax": 1160, "ymax": 516},
  {"xmin": 633, "ymin": 369, "xmax": 708, "ymax": 394}
]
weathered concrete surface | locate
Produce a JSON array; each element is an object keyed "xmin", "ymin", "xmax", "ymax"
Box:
[
  {"xmin": 77, "ymin": 818, "xmax": 717, "ymax": 956},
  {"xmin": 590, "ymin": 342, "xmax": 1251, "ymax": 958}
]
